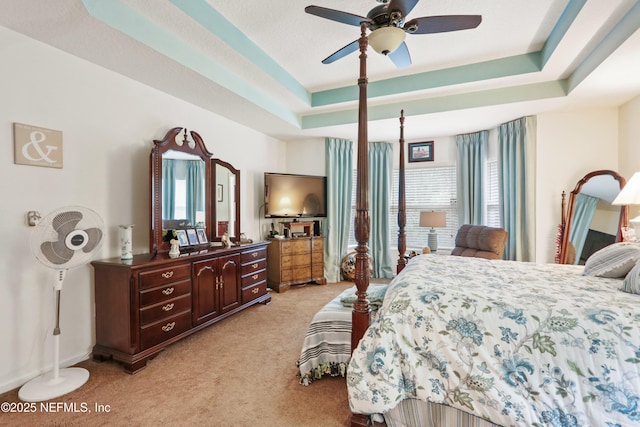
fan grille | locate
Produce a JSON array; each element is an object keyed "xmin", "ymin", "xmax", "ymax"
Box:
[{"xmin": 32, "ymin": 207, "xmax": 105, "ymax": 269}]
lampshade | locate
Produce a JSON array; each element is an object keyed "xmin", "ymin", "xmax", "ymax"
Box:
[
  {"xmin": 612, "ymin": 172, "xmax": 640, "ymax": 205},
  {"xmin": 419, "ymin": 211, "xmax": 446, "ymax": 228},
  {"xmin": 368, "ymin": 27, "xmax": 405, "ymax": 55}
]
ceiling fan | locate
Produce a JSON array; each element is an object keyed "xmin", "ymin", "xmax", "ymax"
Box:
[{"xmin": 305, "ymin": 0, "xmax": 481, "ymax": 69}]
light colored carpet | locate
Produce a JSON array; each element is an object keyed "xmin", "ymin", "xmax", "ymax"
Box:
[{"xmin": 1, "ymin": 281, "xmax": 388, "ymax": 427}]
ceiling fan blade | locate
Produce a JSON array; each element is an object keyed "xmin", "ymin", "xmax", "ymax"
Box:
[
  {"xmin": 406, "ymin": 15, "xmax": 482, "ymax": 34},
  {"xmin": 388, "ymin": 41, "xmax": 412, "ymax": 69},
  {"xmin": 322, "ymin": 39, "xmax": 360, "ymax": 64},
  {"xmin": 305, "ymin": 6, "xmax": 371, "ymax": 27},
  {"xmin": 387, "ymin": 0, "xmax": 420, "ymax": 18}
]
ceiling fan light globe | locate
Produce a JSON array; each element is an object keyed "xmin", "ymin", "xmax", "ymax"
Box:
[{"xmin": 368, "ymin": 26, "xmax": 405, "ymax": 55}]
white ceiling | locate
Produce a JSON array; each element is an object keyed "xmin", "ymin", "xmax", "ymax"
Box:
[{"xmin": 2, "ymin": 0, "xmax": 640, "ymax": 142}]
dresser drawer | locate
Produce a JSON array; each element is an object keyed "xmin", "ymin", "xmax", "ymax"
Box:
[
  {"xmin": 140, "ymin": 294, "xmax": 191, "ymax": 326},
  {"xmin": 311, "ymin": 252, "xmax": 323, "ymax": 264},
  {"xmin": 139, "ymin": 279, "xmax": 191, "ymax": 307},
  {"xmin": 282, "ymin": 255, "xmax": 311, "ymax": 268},
  {"xmin": 281, "ymin": 269, "xmax": 293, "ymax": 282},
  {"xmin": 312, "ymin": 263, "xmax": 324, "ymax": 278},
  {"xmin": 241, "ymin": 247, "xmax": 266, "ymax": 263},
  {"xmin": 292, "ymin": 254, "xmax": 311, "ymax": 267},
  {"xmin": 312, "ymin": 239, "xmax": 323, "ymax": 251},
  {"xmin": 292, "ymin": 267, "xmax": 311, "ymax": 281},
  {"xmin": 242, "ymin": 270, "xmax": 266, "ymax": 288},
  {"xmin": 242, "ymin": 281, "xmax": 267, "ymax": 304},
  {"xmin": 281, "ymin": 256, "xmax": 291, "ymax": 269},
  {"xmin": 241, "ymin": 259, "xmax": 266, "ymax": 275},
  {"xmin": 140, "ymin": 311, "xmax": 191, "ymax": 350},
  {"xmin": 281, "ymin": 239, "xmax": 310, "ymax": 255},
  {"xmin": 139, "ymin": 264, "xmax": 191, "ymax": 290}
]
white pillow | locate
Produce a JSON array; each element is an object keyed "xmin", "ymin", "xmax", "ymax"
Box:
[
  {"xmin": 583, "ymin": 242, "xmax": 640, "ymax": 278},
  {"xmin": 622, "ymin": 261, "xmax": 640, "ymax": 294}
]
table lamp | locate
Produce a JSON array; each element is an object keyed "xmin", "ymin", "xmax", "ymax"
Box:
[
  {"xmin": 612, "ymin": 171, "xmax": 640, "ymax": 233},
  {"xmin": 420, "ymin": 211, "xmax": 446, "ymax": 252}
]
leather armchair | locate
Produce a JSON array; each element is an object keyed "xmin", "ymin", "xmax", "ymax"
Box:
[{"xmin": 451, "ymin": 224, "xmax": 508, "ymax": 260}]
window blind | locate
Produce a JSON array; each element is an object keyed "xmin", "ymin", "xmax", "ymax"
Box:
[{"xmin": 349, "ymin": 165, "xmax": 459, "ymax": 249}]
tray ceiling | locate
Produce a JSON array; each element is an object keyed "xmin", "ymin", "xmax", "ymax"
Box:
[{"xmin": 2, "ymin": 0, "xmax": 640, "ymax": 141}]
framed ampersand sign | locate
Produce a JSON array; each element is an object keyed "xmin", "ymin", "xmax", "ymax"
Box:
[{"xmin": 13, "ymin": 122, "xmax": 63, "ymax": 169}]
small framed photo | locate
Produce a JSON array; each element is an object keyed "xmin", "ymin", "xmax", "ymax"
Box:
[
  {"xmin": 186, "ymin": 229, "xmax": 199, "ymax": 245},
  {"xmin": 176, "ymin": 230, "xmax": 189, "ymax": 247},
  {"xmin": 196, "ymin": 228, "xmax": 208, "ymax": 244},
  {"xmin": 408, "ymin": 141, "xmax": 434, "ymax": 162}
]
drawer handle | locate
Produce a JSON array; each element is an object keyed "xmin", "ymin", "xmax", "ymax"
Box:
[
  {"xmin": 161, "ymin": 271, "xmax": 174, "ymax": 279},
  {"xmin": 251, "ymin": 263, "xmax": 259, "ymax": 269},
  {"xmin": 162, "ymin": 303, "xmax": 174, "ymax": 312},
  {"xmin": 162, "ymin": 322, "xmax": 175, "ymax": 332},
  {"xmin": 252, "ymin": 274, "xmax": 259, "ymax": 280},
  {"xmin": 251, "ymin": 252, "xmax": 258, "ymax": 258},
  {"xmin": 252, "ymin": 288, "xmax": 260, "ymax": 294},
  {"xmin": 162, "ymin": 287, "xmax": 174, "ymax": 295}
]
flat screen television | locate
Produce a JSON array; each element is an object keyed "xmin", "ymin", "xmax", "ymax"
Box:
[{"xmin": 264, "ymin": 172, "xmax": 327, "ymax": 218}]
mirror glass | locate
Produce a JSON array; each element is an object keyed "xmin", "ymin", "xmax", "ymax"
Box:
[
  {"xmin": 213, "ymin": 159, "xmax": 240, "ymax": 241},
  {"xmin": 560, "ymin": 170, "xmax": 628, "ymax": 264},
  {"xmin": 162, "ymin": 150, "xmax": 207, "ymax": 230}
]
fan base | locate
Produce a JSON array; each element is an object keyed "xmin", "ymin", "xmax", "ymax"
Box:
[{"xmin": 18, "ymin": 367, "xmax": 89, "ymax": 402}]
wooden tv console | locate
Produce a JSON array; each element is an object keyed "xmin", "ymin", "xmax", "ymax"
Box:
[{"xmin": 91, "ymin": 242, "xmax": 270, "ymax": 373}]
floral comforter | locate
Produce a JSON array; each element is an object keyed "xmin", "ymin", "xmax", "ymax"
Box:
[{"xmin": 347, "ymin": 255, "xmax": 640, "ymax": 427}]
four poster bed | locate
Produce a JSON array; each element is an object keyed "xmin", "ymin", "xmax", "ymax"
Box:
[{"xmin": 337, "ymin": 23, "xmax": 640, "ymax": 427}]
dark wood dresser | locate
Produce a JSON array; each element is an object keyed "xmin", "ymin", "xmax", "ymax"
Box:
[{"xmin": 91, "ymin": 242, "xmax": 269, "ymax": 373}]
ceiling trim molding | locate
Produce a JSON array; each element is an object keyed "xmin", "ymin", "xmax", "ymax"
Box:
[
  {"xmin": 568, "ymin": 0, "xmax": 640, "ymax": 93},
  {"xmin": 81, "ymin": 0, "xmax": 301, "ymax": 128},
  {"xmin": 169, "ymin": 0, "xmax": 310, "ymax": 105},
  {"xmin": 302, "ymin": 80, "xmax": 568, "ymax": 129},
  {"xmin": 540, "ymin": 0, "xmax": 586, "ymax": 67},
  {"xmin": 80, "ymin": 0, "xmax": 638, "ymax": 134},
  {"xmin": 311, "ymin": 53, "xmax": 543, "ymax": 107},
  {"xmin": 310, "ymin": 0, "xmax": 588, "ymax": 107}
]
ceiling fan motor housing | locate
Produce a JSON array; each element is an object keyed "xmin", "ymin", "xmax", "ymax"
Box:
[{"xmin": 367, "ymin": 4, "xmax": 405, "ymax": 30}]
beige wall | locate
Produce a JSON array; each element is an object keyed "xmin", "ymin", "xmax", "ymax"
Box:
[
  {"xmin": 619, "ymin": 95, "xmax": 640, "ymax": 222},
  {"xmin": 535, "ymin": 108, "xmax": 620, "ymax": 262},
  {"xmin": 0, "ymin": 26, "xmax": 285, "ymax": 393}
]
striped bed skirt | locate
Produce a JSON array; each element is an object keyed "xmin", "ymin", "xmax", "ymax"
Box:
[{"xmin": 384, "ymin": 399, "xmax": 503, "ymax": 427}]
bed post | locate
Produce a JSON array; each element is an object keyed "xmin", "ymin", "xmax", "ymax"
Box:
[
  {"xmin": 351, "ymin": 22, "xmax": 371, "ymax": 427},
  {"xmin": 397, "ymin": 110, "xmax": 407, "ymax": 273}
]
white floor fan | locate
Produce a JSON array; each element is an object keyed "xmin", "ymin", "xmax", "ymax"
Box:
[{"xmin": 19, "ymin": 206, "xmax": 104, "ymax": 402}]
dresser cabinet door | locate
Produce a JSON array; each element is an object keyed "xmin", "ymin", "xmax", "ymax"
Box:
[
  {"xmin": 219, "ymin": 254, "xmax": 241, "ymax": 314},
  {"xmin": 193, "ymin": 259, "xmax": 220, "ymax": 324},
  {"xmin": 192, "ymin": 253, "xmax": 240, "ymax": 325}
]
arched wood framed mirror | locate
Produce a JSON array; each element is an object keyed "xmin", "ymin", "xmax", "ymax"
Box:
[
  {"xmin": 150, "ymin": 127, "xmax": 241, "ymax": 253},
  {"xmin": 212, "ymin": 159, "xmax": 240, "ymax": 242},
  {"xmin": 559, "ymin": 170, "xmax": 628, "ymax": 264}
]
